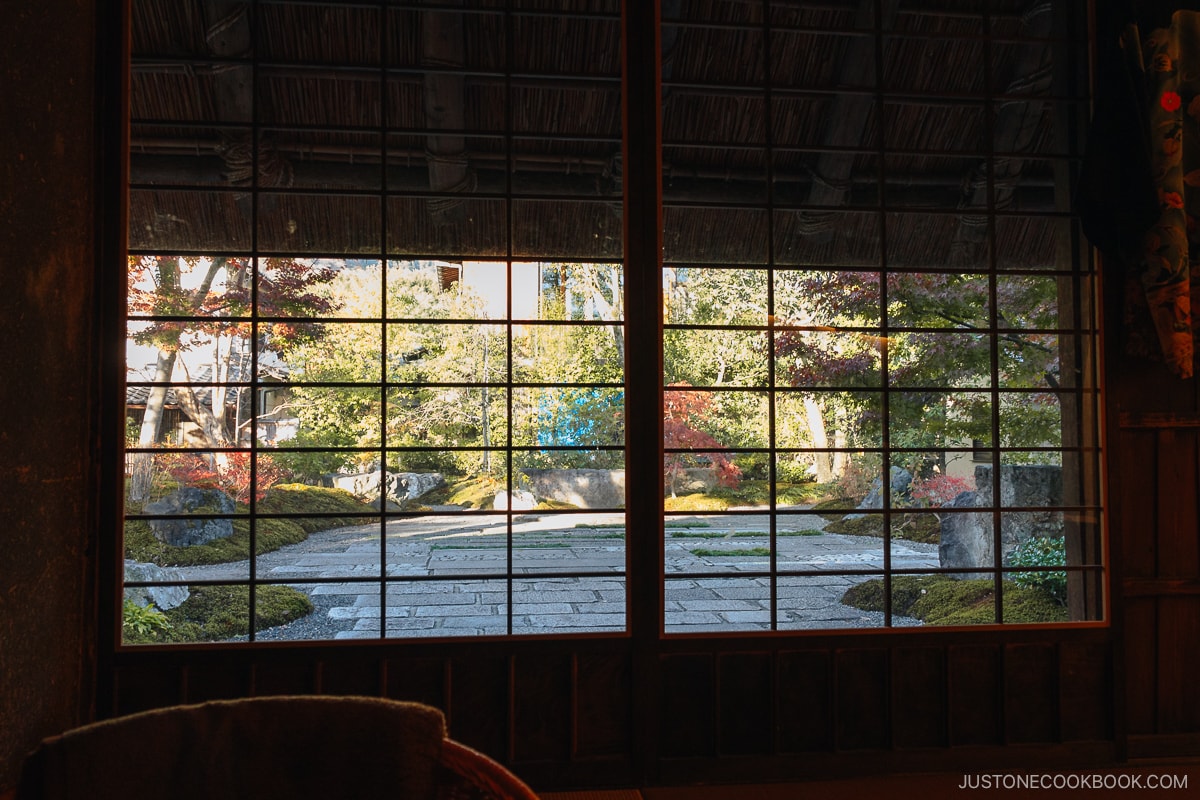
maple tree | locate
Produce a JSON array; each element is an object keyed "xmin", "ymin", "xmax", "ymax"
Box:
[
  {"xmin": 127, "ymin": 255, "xmax": 338, "ymax": 501},
  {"xmin": 663, "ymin": 383, "xmax": 742, "ymax": 497}
]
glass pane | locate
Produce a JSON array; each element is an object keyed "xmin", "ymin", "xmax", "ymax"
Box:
[
  {"xmin": 775, "ymin": 270, "xmax": 881, "ymax": 328},
  {"xmin": 664, "ymin": 328, "xmax": 767, "ymax": 387},
  {"xmin": 774, "ymin": 210, "xmax": 881, "ymax": 267},
  {"xmin": 995, "ymin": 216, "xmax": 1076, "ymax": 271},
  {"xmin": 664, "ymin": 267, "xmax": 767, "ymax": 326},
  {"xmin": 511, "ymin": 578, "xmax": 626, "ymax": 635},
  {"xmin": 512, "ymin": 388, "xmax": 625, "ymax": 448},
  {"xmin": 888, "ymin": 332, "xmax": 992, "ymax": 388},
  {"xmin": 258, "ymin": 193, "xmax": 382, "ymax": 254},
  {"xmin": 510, "ymin": 513, "xmax": 625, "ymax": 574},
  {"xmin": 129, "ymin": 190, "xmax": 251, "ymax": 251},
  {"xmin": 388, "ymin": 323, "xmax": 507, "ymax": 383},
  {"xmin": 259, "ymin": 259, "xmax": 381, "ymax": 319},
  {"xmin": 514, "ymin": 324, "xmax": 623, "ymax": 383},
  {"xmin": 388, "ymin": 387, "xmax": 506, "ymax": 450},
  {"xmin": 512, "ymin": 200, "xmax": 622, "ymax": 259},
  {"xmin": 664, "ymin": 145, "xmax": 766, "ymax": 205},
  {"xmin": 774, "ymin": 391, "xmax": 883, "ymax": 449},
  {"xmin": 664, "ymin": 578, "xmax": 773, "ymax": 633},
  {"xmin": 773, "ymin": 330, "xmax": 883, "ymax": 388},
  {"xmin": 664, "ymin": 206, "xmax": 768, "ymax": 263},
  {"xmin": 258, "ymin": 69, "xmax": 381, "ymax": 128},
  {"xmin": 384, "ymin": 579, "xmax": 510, "ymax": 638},
  {"xmin": 890, "ymin": 391, "xmax": 993, "ymax": 449},
  {"xmin": 772, "ymin": 31, "xmax": 874, "ymax": 90},
  {"xmin": 777, "ymin": 575, "xmax": 889, "ymax": 630},
  {"xmin": 774, "ymin": 149, "xmax": 881, "ymax": 207},
  {"xmin": 888, "ymin": 272, "xmax": 989, "ymax": 328},
  {"xmin": 999, "ymin": 393, "xmax": 1061, "ymax": 449},
  {"xmin": 997, "ymin": 274, "xmax": 1062, "ymax": 329},
  {"xmin": 387, "ymin": 197, "xmax": 508, "ymax": 257}
]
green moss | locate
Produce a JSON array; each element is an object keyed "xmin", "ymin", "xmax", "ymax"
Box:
[
  {"xmin": 534, "ymin": 498, "xmax": 580, "ymax": 510},
  {"xmin": 690, "ymin": 547, "xmax": 771, "ymax": 557},
  {"xmin": 125, "ymin": 585, "xmax": 313, "ymax": 644},
  {"xmin": 811, "ymin": 497, "xmax": 856, "ymax": 521},
  {"xmin": 842, "ymin": 575, "xmax": 1069, "ymax": 625},
  {"xmin": 821, "ymin": 512, "xmax": 939, "ymax": 543},
  {"xmin": 665, "ymin": 493, "xmax": 731, "ymax": 512},
  {"xmin": 424, "ymin": 476, "xmax": 499, "ymax": 509},
  {"xmin": 125, "ymin": 485, "xmax": 374, "ymax": 567}
]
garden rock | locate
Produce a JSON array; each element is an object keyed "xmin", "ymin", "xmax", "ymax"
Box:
[
  {"xmin": 329, "ymin": 470, "xmax": 445, "ymax": 507},
  {"xmin": 123, "ymin": 560, "xmax": 190, "ymax": 610},
  {"xmin": 143, "ymin": 487, "xmax": 236, "ymax": 547},
  {"xmin": 522, "ymin": 469, "xmax": 625, "ymax": 509},
  {"xmin": 938, "ymin": 464, "xmax": 1063, "ymax": 577},
  {"xmin": 843, "ymin": 466, "xmax": 912, "ymax": 520},
  {"xmin": 493, "ymin": 489, "xmax": 536, "ymax": 510}
]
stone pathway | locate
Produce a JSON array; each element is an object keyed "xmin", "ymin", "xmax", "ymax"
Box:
[{"xmin": 174, "ymin": 509, "xmax": 939, "ymax": 640}]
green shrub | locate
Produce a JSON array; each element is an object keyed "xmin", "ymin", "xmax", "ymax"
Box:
[
  {"xmin": 1006, "ymin": 536, "xmax": 1067, "ymax": 605},
  {"xmin": 122, "ymin": 599, "xmax": 172, "ymax": 643},
  {"xmin": 125, "ymin": 586, "xmax": 314, "ymax": 644}
]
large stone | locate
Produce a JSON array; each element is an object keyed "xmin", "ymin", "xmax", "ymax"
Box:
[
  {"xmin": 329, "ymin": 470, "xmax": 445, "ymax": 507},
  {"xmin": 123, "ymin": 560, "xmax": 190, "ymax": 610},
  {"xmin": 937, "ymin": 490, "xmax": 988, "ymax": 578},
  {"xmin": 938, "ymin": 464, "xmax": 1064, "ymax": 577},
  {"xmin": 844, "ymin": 466, "xmax": 912, "ymax": 520},
  {"xmin": 143, "ymin": 487, "xmax": 236, "ymax": 547},
  {"xmin": 522, "ymin": 469, "xmax": 625, "ymax": 509},
  {"xmin": 493, "ymin": 489, "xmax": 536, "ymax": 510}
]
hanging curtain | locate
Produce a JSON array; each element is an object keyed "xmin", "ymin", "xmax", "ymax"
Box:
[{"xmin": 1079, "ymin": 1, "xmax": 1200, "ymax": 378}]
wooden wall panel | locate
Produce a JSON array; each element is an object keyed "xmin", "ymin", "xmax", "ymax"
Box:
[
  {"xmin": 1004, "ymin": 644, "xmax": 1059, "ymax": 743},
  {"xmin": 575, "ymin": 651, "xmax": 633, "ymax": 758},
  {"xmin": 513, "ymin": 653, "xmax": 572, "ymax": 763},
  {"xmin": 1116, "ymin": 430, "xmax": 1158, "ymax": 579},
  {"xmin": 891, "ymin": 647, "xmax": 948, "ymax": 749},
  {"xmin": 1155, "ymin": 430, "xmax": 1200, "ymax": 579},
  {"xmin": 249, "ymin": 660, "xmax": 317, "ymax": 697},
  {"xmin": 447, "ymin": 655, "xmax": 509, "ymax": 757},
  {"xmin": 658, "ymin": 654, "xmax": 715, "ymax": 758},
  {"xmin": 1115, "ymin": 411, "xmax": 1200, "ymax": 747},
  {"xmin": 1157, "ymin": 598, "xmax": 1200, "ymax": 733},
  {"xmin": 318, "ymin": 657, "xmax": 383, "ymax": 696},
  {"xmin": 1059, "ymin": 642, "xmax": 1113, "ymax": 741},
  {"xmin": 949, "ymin": 645, "xmax": 1002, "ymax": 746},
  {"xmin": 717, "ymin": 653, "xmax": 772, "ymax": 755},
  {"xmin": 834, "ymin": 649, "xmax": 889, "ymax": 750},
  {"xmin": 776, "ymin": 650, "xmax": 833, "ymax": 753},
  {"xmin": 385, "ymin": 657, "xmax": 448, "ymax": 709},
  {"xmin": 182, "ymin": 662, "xmax": 250, "ymax": 703},
  {"xmin": 112, "ymin": 663, "xmax": 183, "ymax": 717}
]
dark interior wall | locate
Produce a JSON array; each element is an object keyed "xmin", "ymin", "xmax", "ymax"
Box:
[
  {"xmin": 2, "ymin": 1, "xmax": 1200, "ymax": 793},
  {"xmin": 0, "ymin": 0, "xmax": 98, "ymax": 790}
]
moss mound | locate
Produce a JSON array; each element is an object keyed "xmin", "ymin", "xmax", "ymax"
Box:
[
  {"xmin": 421, "ymin": 476, "xmax": 499, "ymax": 509},
  {"xmin": 125, "ymin": 484, "xmax": 374, "ymax": 567},
  {"xmin": 690, "ymin": 547, "xmax": 772, "ymax": 557},
  {"xmin": 842, "ymin": 575, "xmax": 1068, "ymax": 625},
  {"xmin": 665, "ymin": 493, "xmax": 732, "ymax": 512},
  {"xmin": 123, "ymin": 585, "xmax": 313, "ymax": 644},
  {"xmin": 822, "ymin": 512, "xmax": 940, "ymax": 543}
]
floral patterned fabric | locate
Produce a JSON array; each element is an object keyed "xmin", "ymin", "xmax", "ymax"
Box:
[
  {"xmin": 1081, "ymin": 3, "xmax": 1200, "ymax": 379},
  {"xmin": 1135, "ymin": 12, "xmax": 1200, "ymax": 377}
]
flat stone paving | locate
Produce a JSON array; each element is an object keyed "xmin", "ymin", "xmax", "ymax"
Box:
[{"xmin": 175, "ymin": 509, "xmax": 939, "ymax": 640}]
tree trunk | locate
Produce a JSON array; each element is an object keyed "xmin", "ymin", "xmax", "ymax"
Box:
[
  {"xmin": 128, "ymin": 349, "xmax": 178, "ymax": 502},
  {"xmin": 803, "ymin": 396, "xmax": 834, "ymax": 483}
]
